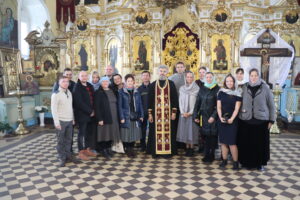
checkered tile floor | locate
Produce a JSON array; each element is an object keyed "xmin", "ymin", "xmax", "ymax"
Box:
[{"xmin": 0, "ymin": 131, "xmax": 300, "ymax": 200}]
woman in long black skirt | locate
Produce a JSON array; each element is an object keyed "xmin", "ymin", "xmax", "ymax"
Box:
[
  {"xmin": 95, "ymin": 77, "xmax": 121, "ymax": 159},
  {"xmin": 238, "ymin": 68, "xmax": 275, "ymax": 171}
]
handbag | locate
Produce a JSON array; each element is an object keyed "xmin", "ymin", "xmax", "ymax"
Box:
[
  {"xmin": 112, "ymin": 141, "xmax": 125, "ymax": 153},
  {"xmin": 130, "ymin": 111, "xmax": 139, "ymax": 121}
]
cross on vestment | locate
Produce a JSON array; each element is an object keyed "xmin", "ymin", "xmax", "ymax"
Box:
[{"xmin": 240, "ymin": 48, "xmax": 292, "ymax": 86}]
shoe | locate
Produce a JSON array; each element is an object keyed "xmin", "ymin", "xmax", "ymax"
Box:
[
  {"xmin": 131, "ymin": 149, "xmax": 137, "ymax": 158},
  {"xmin": 140, "ymin": 145, "xmax": 146, "ymax": 152},
  {"xmin": 232, "ymin": 161, "xmax": 239, "ymax": 170},
  {"xmin": 185, "ymin": 148, "xmax": 190, "ymax": 157},
  {"xmin": 190, "ymin": 149, "xmax": 194, "ymax": 157},
  {"xmin": 101, "ymin": 149, "xmax": 111, "ymax": 159},
  {"xmin": 198, "ymin": 146, "xmax": 204, "ymax": 153},
  {"xmin": 59, "ymin": 159, "xmax": 66, "ymax": 167},
  {"xmin": 257, "ymin": 166, "xmax": 265, "ymax": 171},
  {"xmin": 107, "ymin": 148, "xmax": 114, "ymax": 157},
  {"xmin": 85, "ymin": 148, "xmax": 97, "ymax": 157},
  {"xmin": 78, "ymin": 150, "xmax": 90, "ymax": 161},
  {"xmin": 66, "ymin": 156, "xmax": 80, "ymax": 164},
  {"xmin": 152, "ymin": 154, "xmax": 158, "ymax": 159},
  {"xmin": 219, "ymin": 160, "xmax": 228, "ymax": 168},
  {"xmin": 202, "ymin": 155, "xmax": 211, "ymax": 163},
  {"xmin": 163, "ymin": 154, "xmax": 172, "ymax": 159}
]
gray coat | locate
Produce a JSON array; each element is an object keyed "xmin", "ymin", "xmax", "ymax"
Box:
[{"xmin": 239, "ymin": 81, "xmax": 275, "ymax": 122}]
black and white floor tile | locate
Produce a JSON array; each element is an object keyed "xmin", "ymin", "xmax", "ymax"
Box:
[{"xmin": 0, "ymin": 131, "xmax": 299, "ymax": 200}]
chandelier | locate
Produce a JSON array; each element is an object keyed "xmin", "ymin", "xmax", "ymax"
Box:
[{"xmin": 154, "ymin": 0, "xmax": 186, "ymax": 9}]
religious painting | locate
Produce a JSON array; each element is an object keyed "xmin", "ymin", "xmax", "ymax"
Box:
[
  {"xmin": 22, "ymin": 60, "xmax": 35, "ymax": 73},
  {"xmin": 106, "ymin": 37, "xmax": 121, "ymax": 74},
  {"xmin": 284, "ymin": 10, "xmax": 299, "ymax": 24},
  {"xmin": 0, "ymin": 47, "xmax": 22, "ymax": 96},
  {"xmin": 133, "ymin": 35, "xmax": 152, "ymax": 72},
  {"xmin": 211, "ymin": 34, "xmax": 231, "ymax": 73},
  {"xmin": 0, "ymin": 0, "xmax": 18, "ymax": 48},
  {"xmin": 74, "ymin": 40, "xmax": 92, "ymax": 72},
  {"xmin": 292, "ymin": 57, "xmax": 300, "ymax": 86},
  {"xmin": 211, "ymin": 8, "xmax": 231, "ymax": 23},
  {"xmin": 20, "ymin": 74, "xmax": 39, "ymax": 95},
  {"xmin": 34, "ymin": 47, "xmax": 60, "ymax": 87},
  {"xmin": 135, "ymin": 11, "xmax": 148, "ymax": 24},
  {"xmin": 162, "ymin": 22, "xmax": 199, "ymax": 75}
]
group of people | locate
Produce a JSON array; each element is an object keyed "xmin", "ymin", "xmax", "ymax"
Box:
[{"xmin": 51, "ymin": 63, "xmax": 275, "ymax": 172}]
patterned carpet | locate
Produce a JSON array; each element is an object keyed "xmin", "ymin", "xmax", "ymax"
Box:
[{"xmin": 0, "ymin": 131, "xmax": 299, "ymax": 200}]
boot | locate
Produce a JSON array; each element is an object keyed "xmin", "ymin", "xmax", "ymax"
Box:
[
  {"xmin": 209, "ymin": 150, "xmax": 215, "ymax": 162},
  {"xmin": 101, "ymin": 149, "xmax": 111, "ymax": 159},
  {"xmin": 185, "ymin": 148, "xmax": 190, "ymax": 157},
  {"xmin": 59, "ymin": 159, "xmax": 66, "ymax": 167},
  {"xmin": 125, "ymin": 148, "xmax": 131, "ymax": 158},
  {"xmin": 131, "ymin": 149, "xmax": 137, "ymax": 158},
  {"xmin": 107, "ymin": 148, "xmax": 114, "ymax": 157},
  {"xmin": 202, "ymin": 154, "xmax": 210, "ymax": 162},
  {"xmin": 232, "ymin": 161, "xmax": 239, "ymax": 170},
  {"xmin": 219, "ymin": 160, "xmax": 228, "ymax": 168},
  {"xmin": 190, "ymin": 148, "xmax": 194, "ymax": 157}
]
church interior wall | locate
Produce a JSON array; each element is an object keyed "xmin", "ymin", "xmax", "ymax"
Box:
[{"xmin": 1, "ymin": 0, "xmax": 300, "ymax": 127}]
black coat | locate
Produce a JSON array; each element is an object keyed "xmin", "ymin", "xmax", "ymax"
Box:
[
  {"xmin": 195, "ymin": 79, "xmax": 204, "ymax": 88},
  {"xmin": 95, "ymin": 88, "xmax": 118, "ymax": 124},
  {"xmin": 73, "ymin": 79, "xmax": 94, "ymax": 123},
  {"xmin": 193, "ymin": 84, "xmax": 220, "ymax": 136}
]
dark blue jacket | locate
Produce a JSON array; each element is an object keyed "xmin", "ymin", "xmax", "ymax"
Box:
[
  {"xmin": 137, "ymin": 83, "xmax": 150, "ymax": 119},
  {"xmin": 118, "ymin": 88, "xmax": 144, "ymax": 128}
]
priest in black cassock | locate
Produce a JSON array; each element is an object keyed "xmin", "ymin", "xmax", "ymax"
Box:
[{"xmin": 146, "ymin": 65, "xmax": 179, "ymax": 158}]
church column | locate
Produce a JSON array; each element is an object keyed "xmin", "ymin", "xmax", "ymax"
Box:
[
  {"xmin": 122, "ymin": 25, "xmax": 131, "ymax": 73},
  {"xmin": 233, "ymin": 22, "xmax": 242, "ymax": 67},
  {"xmin": 90, "ymin": 29, "xmax": 98, "ymax": 71},
  {"xmin": 98, "ymin": 30, "xmax": 106, "ymax": 75},
  {"xmin": 152, "ymin": 23, "xmax": 162, "ymax": 80},
  {"xmin": 200, "ymin": 23, "xmax": 210, "ymax": 67},
  {"xmin": 56, "ymin": 38, "xmax": 68, "ymax": 71}
]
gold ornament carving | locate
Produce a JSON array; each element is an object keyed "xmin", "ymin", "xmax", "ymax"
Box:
[{"xmin": 162, "ymin": 26, "xmax": 199, "ymax": 75}]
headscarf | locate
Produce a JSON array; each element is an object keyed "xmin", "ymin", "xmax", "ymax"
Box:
[
  {"xmin": 89, "ymin": 72, "xmax": 101, "ymax": 90},
  {"xmin": 237, "ymin": 79, "xmax": 246, "ymax": 86},
  {"xmin": 99, "ymin": 76, "xmax": 111, "ymax": 86},
  {"xmin": 179, "ymin": 76, "xmax": 200, "ymax": 114},
  {"xmin": 219, "ymin": 87, "xmax": 242, "ymax": 97},
  {"xmin": 219, "ymin": 75, "xmax": 242, "ymax": 97},
  {"xmin": 248, "ymin": 77, "xmax": 262, "ymax": 87},
  {"xmin": 204, "ymin": 75, "xmax": 218, "ymax": 89}
]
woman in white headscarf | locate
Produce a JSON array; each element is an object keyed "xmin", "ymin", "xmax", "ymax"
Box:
[
  {"xmin": 217, "ymin": 74, "xmax": 242, "ymax": 170},
  {"xmin": 238, "ymin": 68, "xmax": 275, "ymax": 171},
  {"xmin": 177, "ymin": 71, "xmax": 200, "ymax": 157},
  {"xmin": 88, "ymin": 71, "xmax": 101, "ymax": 91}
]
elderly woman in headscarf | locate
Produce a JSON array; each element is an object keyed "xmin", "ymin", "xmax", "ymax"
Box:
[
  {"xmin": 193, "ymin": 72, "xmax": 220, "ymax": 163},
  {"xmin": 94, "ymin": 76, "xmax": 121, "ymax": 159},
  {"xmin": 177, "ymin": 71, "xmax": 200, "ymax": 157},
  {"xmin": 89, "ymin": 71, "xmax": 101, "ymax": 91},
  {"xmin": 238, "ymin": 68, "xmax": 275, "ymax": 171}
]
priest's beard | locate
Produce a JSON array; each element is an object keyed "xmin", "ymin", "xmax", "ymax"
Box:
[{"xmin": 159, "ymin": 75, "xmax": 167, "ymax": 80}]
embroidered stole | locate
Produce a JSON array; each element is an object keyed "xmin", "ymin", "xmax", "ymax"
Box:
[{"xmin": 155, "ymin": 80, "xmax": 171, "ymax": 154}]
